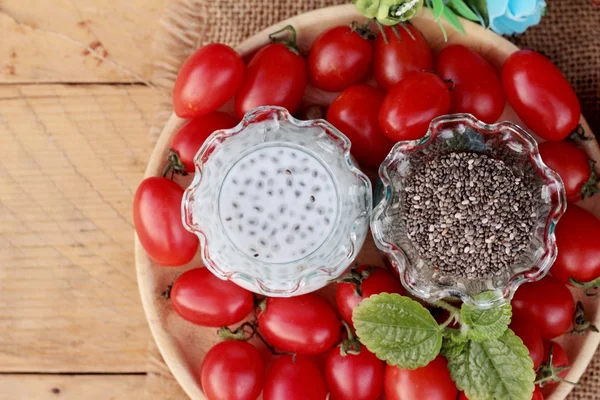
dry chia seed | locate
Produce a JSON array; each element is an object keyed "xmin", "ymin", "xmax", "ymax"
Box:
[{"xmin": 403, "ymin": 152, "xmax": 537, "ymax": 279}]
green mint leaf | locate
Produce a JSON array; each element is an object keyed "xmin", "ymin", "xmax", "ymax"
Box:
[
  {"xmin": 442, "ymin": 327, "xmax": 469, "ymax": 342},
  {"xmin": 447, "ymin": 329, "xmax": 535, "ymax": 400},
  {"xmin": 448, "ymin": 0, "xmax": 480, "ymax": 21},
  {"xmin": 461, "ymin": 292, "xmax": 512, "ymax": 342},
  {"xmin": 432, "ymin": 0, "xmax": 445, "ymax": 21},
  {"xmin": 442, "ymin": 6, "xmax": 466, "ymax": 35},
  {"xmin": 353, "ymin": 293, "xmax": 442, "ymax": 369},
  {"xmin": 441, "ymin": 337, "xmax": 467, "ymax": 359}
]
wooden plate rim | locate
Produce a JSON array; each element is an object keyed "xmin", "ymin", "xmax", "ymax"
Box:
[{"xmin": 136, "ymin": 5, "xmax": 600, "ymax": 399}]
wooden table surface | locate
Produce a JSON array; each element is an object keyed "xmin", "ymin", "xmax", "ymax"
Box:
[
  {"xmin": 3, "ymin": 1, "xmax": 600, "ymax": 400},
  {"xmin": 0, "ymin": 0, "xmax": 189, "ymax": 398}
]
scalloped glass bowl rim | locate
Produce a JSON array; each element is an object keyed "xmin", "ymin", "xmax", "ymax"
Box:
[
  {"xmin": 371, "ymin": 113, "xmax": 567, "ymax": 309},
  {"xmin": 181, "ymin": 106, "xmax": 373, "ymax": 296}
]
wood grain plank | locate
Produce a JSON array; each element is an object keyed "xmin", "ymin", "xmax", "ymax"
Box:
[
  {"xmin": 0, "ymin": 372, "xmax": 187, "ymax": 400},
  {"xmin": 0, "ymin": 0, "xmax": 166, "ymax": 83},
  {"xmin": 0, "ymin": 84, "xmax": 162, "ymax": 372}
]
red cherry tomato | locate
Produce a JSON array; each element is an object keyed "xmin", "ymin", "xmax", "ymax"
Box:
[
  {"xmin": 235, "ymin": 43, "xmax": 307, "ymax": 118},
  {"xmin": 327, "ymin": 85, "xmax": 395, "ymax": 168},
  {"xmin": 509, "ymin": 316, "xmax": 545, "ymax": 370},
  {"xmin": 170, "ymin": 268, "xmax": 253, "ymax": 327},
  {"xmin": 170, "ymin": 112, "xmax": 238, "ymax": 173},
  {"xmin": 257, "ymin": 294, "xmax": 340, "ymax": 355},
  {"xmin": 501, "ymin": 50, "xmax": 580, "ymax": 141},
  {"xmin": 336, "ymin": 265, "xmax": 406, "ymax": 327},
  {"xmin": 538, "ymin": 141, "xmax": 594, "ymax": 203},
  {"xmin": 325, "ymin": 344, "xmax": 384, "ymax": 400},
  {"xmin": 460, "ymin": 387, "xmax": 544, "ymax": 400},
  {"xmin": 532, "ymin": 386, "xmax": 544, "ymax": 400},
  {"xmin": 308, "ymin": 26, "xmax": 373, "ymax": 92},
  {"xmin": 373, "ymin": 25, "xmax": 433, "ymax": 90},
  {"xmin": 173, "ymin": 43, "xmax": 244, "ymax": 118},
  {"xmin": 511, "ymin": 276, "xmax": 574, "ymax": 339},
  {"xmin": 541, "ymin": 341, "xmax": 570, "ymax": 386},
  {"xmin": 263, "ymin": 355, "xmax": 328, "ymax": 400},
  {"xmin": 200, "ymin": 341, "xmax": 265, "ymax": 400},
  {"xmin": 134, "ymin": 177, "xmax": 198, "ymax": 266},
  {"xmin": 385, "ymin": 355, "xmax": 458, "ymax": 400},
  {"xmin": 379, "ymin": 71, "xmax": 451, "ymax": 141},
  {"xmin": 552, "ymin": 204, "xmax": 600, "ymax": 285},
  {"xmin": 435, "ymin": 44, "xmax": 505, "ymax": 123}
]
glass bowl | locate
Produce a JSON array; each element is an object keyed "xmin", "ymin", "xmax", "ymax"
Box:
[
  {"xmin": 182, "ymin": 106, "xmax": 372, "ymax": 296},
  {"xmin": 371, "ymin": 114, "xmax": 566, "ymax": 308}
]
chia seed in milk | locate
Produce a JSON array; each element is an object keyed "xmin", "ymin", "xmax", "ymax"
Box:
[{"xmin": 219, "ymin": 144, "xmax": 339, "ymax": 263}]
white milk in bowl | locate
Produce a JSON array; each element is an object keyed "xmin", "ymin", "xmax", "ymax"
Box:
[
  {"xmin": 182, "ymin": 107, "xmax": 372, "ymax": 296},
  {"xmin": 219, "ymin": 144, "xmax": 340, "ymax": 264}
]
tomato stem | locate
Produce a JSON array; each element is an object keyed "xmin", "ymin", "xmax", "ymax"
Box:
[
  {"xmin": 397, "ymin": 22, "xmax": 416, "ymax": 40},
  {"xmin": 535, "ymin": 342, "xmax": 580, "ymax": 387},
  {"xmin": 569, "ymin": 277, "xmax": 600, "ymax": 296},
  {"xmin": 350, "ymin": 20, "xmax": 376, "ymax": 40},
  {"xmin": 335, "ymin": 265, "xmax": 377, "ymax": 297},
  {"xmin": 255, "ymin": 329, "xmax": 292, "ymax": 356},
  {"xmin": 160, "ymin": 284, "xmax": 173, "ymax": 300},
  {"xmin": 581, "ymin": 160, "xmax": 600, "ymax": 200},
  {"xmin": 162, "ymin": 149, "xmax": 188, "ymax": 179},
  {"xmin": 339, "ymin": 321, "xmax": 362, "ymax": 356},
  {"xmin": 569, "ymin": 301, "xmax": 599, "ymax": 335},
  {"xmin": 375, "ymin": 20, "xmax": 389, "ymax": 44},
  {"xmin": 391, "ymin": 24, "xmax": 403, "ymax": 41},
  {"xmin": 569, "ymin": 124, "xmax": 592, "ymax": 142},
  {"xmin": 218, "ymin": 322, "xmax": 256, "ymax": 341},
  {"xmin": 269, "ymin": 25, "xmax": 300, "ymax": 54}
]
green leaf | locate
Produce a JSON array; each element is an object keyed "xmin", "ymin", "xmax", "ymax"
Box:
[
  {"xmin": 461, "ymin": 292, "xmax": 512, "ymax": 342},
  {"xmin": 353, "ymin": 293, "xmax": 442, "ymax": 369},
  {"xmin": 442, "ymin": 327, "xmax": 469, "ymax": 342},
  {"xmin": 432, "ymin": 0, "xmax": 445, "ymax": 21},
  {"xmin": 441, "ymin": 337, "xmax": 466, "ymax": 359},
  {"xmin": 468, "ymin": 0, "xmax": 489, "ymax": 24},
  {"xmin": 442, "ymin": 6, "xmax": 465, "ymax": 35},
  {"xmin": 447, "ymin": 329, "xmax": 535, "ymax": 400},
  {"xmin": 448, "ymin": 0, "xmax": 479, "ymax": 21}
]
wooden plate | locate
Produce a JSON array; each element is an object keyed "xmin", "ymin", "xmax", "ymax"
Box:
[{"xmin": 136, "ymin": 5, "xmax": 600, "ymax": 399}]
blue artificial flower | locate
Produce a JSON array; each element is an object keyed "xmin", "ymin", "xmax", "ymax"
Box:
[{"xmin": 487, "ymin": 0, "xmax": 546, "ymax": 35}]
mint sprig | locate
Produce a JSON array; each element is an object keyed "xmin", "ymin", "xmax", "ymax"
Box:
[
  {"xmin": 441, "ymin": 336, "xmax": 467, "ymax": 359},
  {"xmin": 353, "ymin": 292, "xmax": 535, "ymax": 400},
  {"xmin": 353, "ymin": 293, "xmax": 442, "ymax": 369},
  {"xmin": 461, "ymin": 292, "xmax": 512, "ymax": 342},
  {"xmin": 446, "ymin": 329, "xmax": 535, "ymax": 400}
]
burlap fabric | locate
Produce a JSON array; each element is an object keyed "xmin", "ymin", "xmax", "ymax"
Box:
[{"xmin": 151, "ymin": 1, "xmax": 600, "ymax": 398}]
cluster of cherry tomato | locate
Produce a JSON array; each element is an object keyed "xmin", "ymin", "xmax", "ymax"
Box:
[
  {"xmin": 132, "ymin": 19, "xmax": 600, "ymax": 400},
  {"xmin": 166, "ymin": 262, "xmax": 584, "ymax": 400},
  {"xmin": 166, "ymin": 264, "xmax": 594, "ymax": 399},
  {"xmin": 169, "ymin": 264, "xmax": 411, "ymax": 400}
]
